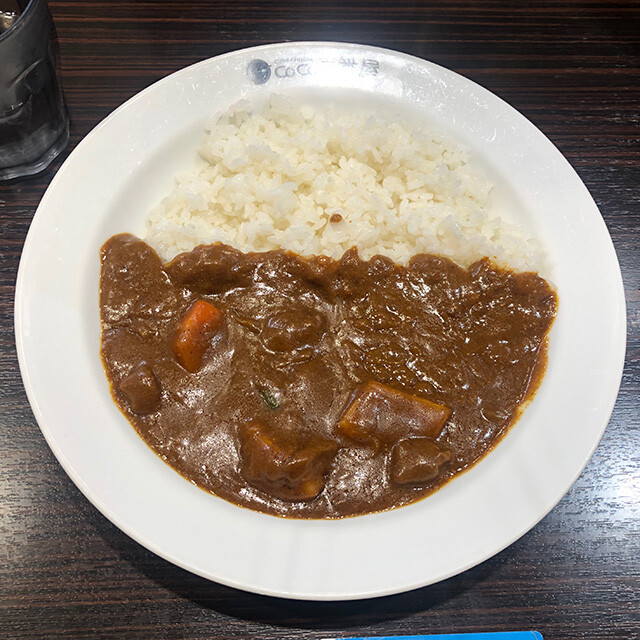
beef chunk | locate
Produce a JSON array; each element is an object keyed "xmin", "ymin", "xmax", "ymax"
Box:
[
  {"xmin": 391, "ymin": 438, "xmax": 452, "ymax": 485},
  {"xmin": 119, "ymin": 363, "xmax": 162, "ymax": 415}
]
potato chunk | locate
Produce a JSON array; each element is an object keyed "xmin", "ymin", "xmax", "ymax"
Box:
[
  {"xmin": 119, "ymin": 363, "xmax": 162, "ymax": 415},
  {"xmin": 238, "ymin": 422, "xmax": 338, "ymax": 501},
  {"xmin": 391, "ymin": 437, "xmax": 451, "ymax": 485},
  {"xmin": 338, "ymin": 381, "xmax": 450, "ymax": 447}
]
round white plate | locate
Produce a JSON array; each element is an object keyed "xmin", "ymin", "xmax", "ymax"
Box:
[{"xmin": 15, "ymin": 42, "xmax": 626, "ymax": 600}]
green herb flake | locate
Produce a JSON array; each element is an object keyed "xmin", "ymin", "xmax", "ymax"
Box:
[{"xmin": 259, "ymin": 388, "xmax": 280, "ymax": 410}]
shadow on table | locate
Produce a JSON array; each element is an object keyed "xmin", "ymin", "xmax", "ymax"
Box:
[{"xmin": 87, "ymin": 500, "xmax": 514, "ymax": 631}]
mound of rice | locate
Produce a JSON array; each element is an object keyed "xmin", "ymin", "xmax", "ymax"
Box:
[{"xmin": 146, "ymin": 94, "xmax": 540, "ymax": 269}]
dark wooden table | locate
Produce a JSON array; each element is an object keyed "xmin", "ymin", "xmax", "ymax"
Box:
[{"xmin": 2, "ymin": 1, "xmax": 639, "ymax": 638}]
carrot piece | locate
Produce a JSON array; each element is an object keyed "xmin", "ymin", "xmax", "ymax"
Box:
[{"xmin": 171, "ymin": 300, "xmax": 223, "ymax": 373}]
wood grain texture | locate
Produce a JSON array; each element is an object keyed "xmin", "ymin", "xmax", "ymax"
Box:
[{"xmin": 1, "ymin": 1, "xmax": 638, "ymax": 638}]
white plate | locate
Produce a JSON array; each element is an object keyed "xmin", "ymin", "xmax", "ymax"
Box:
[{"xmin": 15, "ymin": 42, "xmax": 626, "ymax": 600}]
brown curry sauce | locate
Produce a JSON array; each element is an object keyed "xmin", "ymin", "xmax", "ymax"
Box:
[{"xmin": 100, "ymin": 234, "xmax": 557, "ymax": 518}]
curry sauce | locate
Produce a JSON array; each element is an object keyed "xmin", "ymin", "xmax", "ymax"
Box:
[{"xmin": 100, "ymin": 234, "xmax": 557, "ymax": 518}]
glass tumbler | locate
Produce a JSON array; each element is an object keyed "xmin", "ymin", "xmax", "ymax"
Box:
[{"xmin": 0, "ymin": 0, "xmax": 69, "ymax": 181}]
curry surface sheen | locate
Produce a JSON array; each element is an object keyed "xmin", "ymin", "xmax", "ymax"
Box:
[{"xmin": 100, "ymin": 234, "xmax": 557, "ymax": 518}]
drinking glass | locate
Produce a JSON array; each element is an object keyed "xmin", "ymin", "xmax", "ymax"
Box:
[{"xmin": 0, "ymin": 0, "xmax": 69, "ymax": 181}]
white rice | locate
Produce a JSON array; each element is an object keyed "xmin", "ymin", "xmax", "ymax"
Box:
[{"xmin": 146, "ymin": 94, "xmax": 541, "ymax": 270}]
